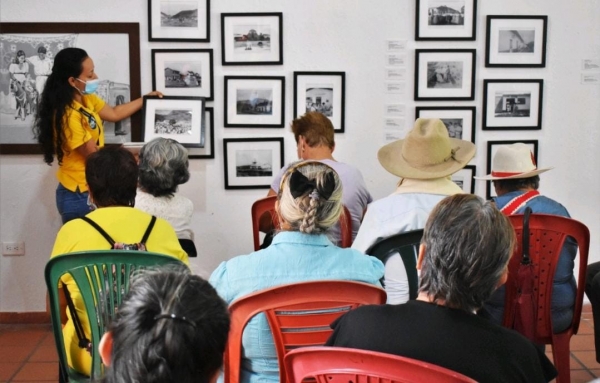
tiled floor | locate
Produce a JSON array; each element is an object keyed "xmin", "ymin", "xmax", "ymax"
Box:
[{"xmin": 1, "ymin": 311, "xmax": 600, "ymax": 382}]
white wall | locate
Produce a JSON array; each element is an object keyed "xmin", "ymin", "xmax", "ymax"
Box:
[{"xmin": 1, "ymin": 0, "xmax": 599, "ymax": 313}]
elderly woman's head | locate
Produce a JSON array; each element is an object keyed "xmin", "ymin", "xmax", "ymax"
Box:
[
  {"xmin": 292, "ymin": 112, "xmax": 335, "ymax": 159},
  {"xmin": 277, "ymin": 161, "xmax": 343, "ymax": 235},
  {"xmin": 138, "ymin": 138, "xmax": 190, "ymax": 197},
  {"xmin": 86, "ymin": 146, "xmax": 138, "ymax": 208}
]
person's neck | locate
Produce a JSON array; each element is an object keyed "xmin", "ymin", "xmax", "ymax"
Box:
[
  {"xmin": 302, "ymin": 146, "xmax": 334, "ymax": 161},
  {"xmin": 497, "ymin": 186, "xmax": 535, "ymax": 197},
  {"xmin": 73, "ymin": 90, "xmax": 83, "ymax": 105}
]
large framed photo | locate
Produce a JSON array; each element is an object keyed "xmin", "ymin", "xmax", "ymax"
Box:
[
  {"xmin": 188, "ymin": 107, "xmax": 214, "ymax": 159},
  {"xmin": 151, "ymin": 49, "xmax": 214, "ymax": 100},
  {"xmin": 142, "ymin": 96, "xmax": 206, "ymax": 148},
  {"xmin": 224, "ymin": 76, "xmax": 285, "ymax": 128},
  {"xmin": 0, "ymin": 23, "xmax": 141, "ymax": 154},
  {"xmin": 148, "ymin": 0, "xmax": 210, "ymax": 42},
  {"xmin": 482, "ymin": 79, "xmax": 543, "ymax": 130},
  {"xmin": 294, "ymin": 72, "xmax": 346, "ymax": 133},
  {"xmin": 451, "ymin": 165, "xmax": 476, "ymax": 194},
  {"xmin": 415, "ymin": 106, "xmax": 475, "ymax": 144},
  {"xmin": 221, "ymin": 13, "xmax": 283, "ymax": 65},
  {"xmin": 486, "ymin": 140, "xmax": 538, "ymax": 199},
  {"xmin": 223, "ymin": 137, "xmax": 284, "ymax": 189},
  {"xmin": 485, "ymin": 15, "xmax": 548, "ymax": 68},
  {"xmin": 414, "ymin": 49, "xmax": 476, "ymax": 101},
  {"xmin": 415, "ymin": 0, "xmax": 477, "ymax": 41}
]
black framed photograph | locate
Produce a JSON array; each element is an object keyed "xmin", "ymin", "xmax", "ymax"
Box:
[
  {"xmin": 486, "ymin": 140, "xmax": 538, "ymax": 199},
  {"xmin": 415, "ymin": 0, "xmax": 477, "ymax": 41},
  {"xmin": 223, "ymin": 137, "xmax": 284, "ymax": 189},
  {"xmin": 148, "ymin": 0, "xmax": 210, "ymax": 42},
  {"xmin": 414, "ymin": 49, "xmax": 476, "ymax": 101},
  {"xmin": 151, "ymin": 49, "xmax": 214, "ymax": 100},
  {"xmin": 224, "ymin": 76, "xmax": 285, "ymax": 128},
  {"xmin": 188, "ymin": 107, "xmax": 214, "ymax": 159},
  {"xmin": 0, "ymin": 23, "xmax": 142, "ymax": 154},
  {"xmin": 482, "ymin": 79, "xmax": 543, "ymax": 130},
  {"xmin": 415, "ymin": 106, "xmax": 476, "ymax": 144},
  {"xmin": 221, "ymin": 12, "xmax": 283, "ymax": 65},
  {"xmin": 485, "ymin": 15, "xmax": 548, "ymax": 68},
  {"xmin": 451, "ymin": 165, "xmax": 476, "ymax": 194},
  {"xmin": 142, "ymin": 96, "xmax": 206, "ymax": 148},
  {"xmin": 293, "ymin": 72, "xmax": 346, "ymax": 133}
]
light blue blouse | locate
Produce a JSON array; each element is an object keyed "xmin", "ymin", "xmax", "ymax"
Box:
[{"xmin": 210, "ymin": 231, "xmax": 384, "ymax": 383}]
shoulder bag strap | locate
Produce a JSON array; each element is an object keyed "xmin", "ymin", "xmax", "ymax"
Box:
[
  {"xmin": 522, "ymin": 207, "xmax": 532, "ymax": 264},
  {"xmin": 140, "ymin": 216, "xmax": 157, "ymax": 245},
  {"xmin": 500, "ymin": 190, "xmax": 540, "ymax": 216},
  {"xmin": 79, "ymin": 216, "xmax": 115, "ymax": 247},
  {"xmin": 62, "ymin": 285, "xmax": 92, "ymax": 352}
]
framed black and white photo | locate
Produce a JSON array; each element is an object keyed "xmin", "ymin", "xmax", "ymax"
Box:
[
  {"xmin": 485, "ymin": 15, "xmax": 548, "ymax": 67},
  {"xmin": 294, "ymin": 72, "xmax": 346, "ymax": 133},
  {"xmin": 451, "ymin": 165, "xmax": 476, "ymax": 194},
  {"xmin": 486, "ymin": 140, "xmax": 538, "ymax": 199},
  {"xmin": 188, "ymin": 107, "xmax": 214, "ymax": 159},
  {"xmin": 416, "ymin": 0, "xmax": 477, "ymax": 41},
  {"xmin": 415, "ymin": 106, "xmax": 476, "ymax": 144},
  {"xmin": 482, "ymin": 79, "xmax": 543, "ymax": 130},
  {"xmin": 414, "ymin": 49, "xmax": 476, "ymax": 101},
  {"xmin": 0, "ymin": 23, "xmax": 142, "ymax": 154},
  {"xmin": 148, "ymin": 0, "xmax": 210, "ymax": 42},
  {"xmin": 151, "ymin": 49, "xmax": 214, "ymax": 100},
  {"xmin": 224, "ymin": 76, "xmax": 285, "ymax": 128},
  {"xmin": 142, "ymin": 96, "xmax": 206, "ymax": 148},
  {"xmin": 223, "ymin": 137, "xmax": 284, "ymax": 189},
  {"xmin": 221, "ymin": 13, "xmax": 283, "ymax": 65}
]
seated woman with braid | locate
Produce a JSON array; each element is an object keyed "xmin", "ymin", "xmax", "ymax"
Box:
[
  {"xmin": 209, "ymin": 160, "xmax": 384, "ymax": 383},
  {"xmin": 99, "ymin": 265, "xmax": 230, "ymax": 383}
]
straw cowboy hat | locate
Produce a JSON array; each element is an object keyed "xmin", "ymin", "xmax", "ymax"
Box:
[
  {"xmin": 377, "ymin": 118, "xmax": 476, "ymax": 179},
  {"xmin": 474, "ymin": 143, "xmax": 552, "ymax": 181}
]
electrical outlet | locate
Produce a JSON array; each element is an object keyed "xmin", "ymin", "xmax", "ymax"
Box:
[{"xmin": 2, "ymin": 241, "xmax": 25, "ymax": 256}]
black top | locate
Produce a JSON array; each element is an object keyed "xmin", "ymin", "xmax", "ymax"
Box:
[{"xmin": 326, "ymin": 300, "xmax": 557, "ymax": 383}]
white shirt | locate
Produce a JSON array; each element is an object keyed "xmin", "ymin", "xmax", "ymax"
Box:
[
  {"xmin": 28, "ymin": 55, "xmax": 53, "ymax": 76},
  {"xmin": 352, "ymin": 177, "xmax": 463, "ymax": 305},
  {"xmin": 135, "ymin": 190, "xmax": 194, "ymax": 241}
]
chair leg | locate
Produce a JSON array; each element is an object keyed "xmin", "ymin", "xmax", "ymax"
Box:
[{"xmin": 552, "ymin": 333, "xmax": 572, "ymax": 383}]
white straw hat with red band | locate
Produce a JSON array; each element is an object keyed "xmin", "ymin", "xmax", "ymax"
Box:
[{"xmin": 474, "ymin": 143, "xmax": 552, "ymax": 181}]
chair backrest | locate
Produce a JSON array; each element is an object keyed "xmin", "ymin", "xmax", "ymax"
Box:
[
  {"xmin": 284, "ymin": 346, "xmax": 477, "ymax": 383},
  {"xmin": 502, "ymin": 214, "xmax": 590, "ymax": 341},
  {"xmin": 251, "ymin": 196, "xmax": 353, "ymax": 250},
  {"xmin": 225, "ymin": 281, "xmax": 387, "ymax": 383},
  {"xmin": 45, "ymin": 250, "xmax": 186, "ymax": 380},
  {"xmin": 365, "ymin": 229, "xmax": 424, "ymax": 300}
]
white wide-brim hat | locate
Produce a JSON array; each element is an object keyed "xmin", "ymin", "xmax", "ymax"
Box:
[
  {"xmin": 474, "ymin": 143, "xmax": 552, "ymax": 181},
  {"xmin": 377, "ymin": 118, "xmax": 476, "ymax": 179}
]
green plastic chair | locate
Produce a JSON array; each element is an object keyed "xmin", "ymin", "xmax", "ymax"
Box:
[
  {"xmin": 365, "ymin": 229, "xmax": 424, "ymax": 300},
  {"xmin": 45, "ymin": 250, "xmax": 187, "ymax": 382}
]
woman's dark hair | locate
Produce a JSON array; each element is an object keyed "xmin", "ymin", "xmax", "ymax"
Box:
[
  {"xmin": 85, "ymin": 147, "xmax": 138, "ymax": 207},
  {"xmin": 33, "ymin": 47, "xmax": 88, "ymax": 165},
  {"xmin": 101, "ymin": 265, "xmax": 230, "ymax": 383},
  {"xmin": 16, "ymin": 50, "xmax": 25, "ymax": 59}
]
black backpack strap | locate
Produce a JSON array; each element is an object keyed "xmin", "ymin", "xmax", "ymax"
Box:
[
  {"xmin": 140, "ymin": 216, "xmax": 157, "ymax": 244},
  {"xmin": 80, "ymin": 216, "xmax": 115, "ymax": 247},
  {"xmin": 62, "ymin": 285, "xmax": 92, "ymax": 352}
]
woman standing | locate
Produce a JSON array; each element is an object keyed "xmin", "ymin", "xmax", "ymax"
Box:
[{"xmin": 34, "ymin": 47, "xmax": 162, "ymax": 223}]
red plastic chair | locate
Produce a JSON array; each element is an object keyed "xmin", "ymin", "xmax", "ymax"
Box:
[
  {"xmin": 284, "ymin": 346, "xmax": 476, "ymax": 383},
  {"xmin": 502, "ymin": 214, "xmax": 590, "ymax": 383},
  {"xmin": 251, "ymin": 196, "xmax": 353, "ymax": 250},
  {"xmin": 224, "ymin": 281, "xmax": 387, "ymax": 383}
]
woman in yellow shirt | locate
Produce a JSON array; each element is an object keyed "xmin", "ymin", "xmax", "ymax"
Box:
[{"xmin": 33, "ymin": 47, "xmax": 162, "ymax": 223}]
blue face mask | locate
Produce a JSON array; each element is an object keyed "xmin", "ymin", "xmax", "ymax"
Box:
[{"xmin": 75, "ymin": 78, "xmax": 100, "ymax": 95}]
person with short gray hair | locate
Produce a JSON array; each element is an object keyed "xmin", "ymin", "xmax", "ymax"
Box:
[
  {"xmin": 135, "ymin": 138, "xmax": 196, "ymax": 256},
  {"xmin": 326, "ymin": 194, "xmax": 557, "ymax": 383}
]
